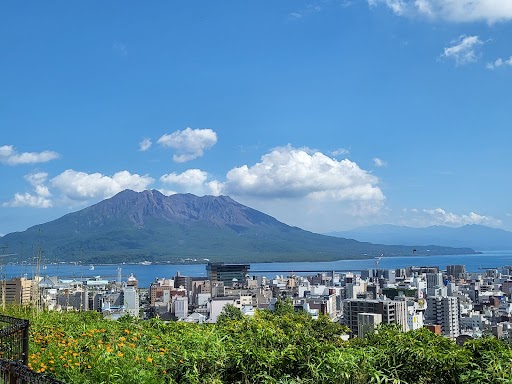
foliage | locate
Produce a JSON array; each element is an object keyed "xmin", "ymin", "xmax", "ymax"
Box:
[{"xmin": 2, "ymin": 305, "xmax": 512, "ymax": 383}]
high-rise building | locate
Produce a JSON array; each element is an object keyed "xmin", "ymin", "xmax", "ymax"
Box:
[
  {"xmin": 1, "ymin": 277, "xmax": 34, "ymax": 305},
  {"xmin": 123, "ymin": 286, "xmax": 140, "ymax": 318},
  {"xmin": 425, "ymin": 296, "xmax": 460, "ymax": 338},
  {"xmin": 343, "ymin": 299, "xmax": 408, "ymax": 336},
  {"xmin": 446, "ymin": 265, "xmax": 466, "ymax": 279},
  {"xmin": 206, "ymin": 262, "xmax": 249, "ymax": 287},
  {"xmin": 426, "ymin": 272, "xmax": 444, "ymax": 297}
]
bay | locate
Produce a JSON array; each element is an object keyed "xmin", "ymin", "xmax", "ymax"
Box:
[{"xmin": 2, "ymin": 250, "xmax": 511, "ymax": 288}]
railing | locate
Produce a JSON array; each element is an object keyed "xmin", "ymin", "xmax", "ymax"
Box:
[
  {"xmin": 0, "ymin": 315, "xmax": 65, "ymax": 384},
  {"xmin": 0, "ymin": 315, "xmax": 29, "ymax": 365}
]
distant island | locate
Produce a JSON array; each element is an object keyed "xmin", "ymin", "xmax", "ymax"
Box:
[{"xmin": 0, "ymin": 190, "xmax": 478, "ymax": 264}]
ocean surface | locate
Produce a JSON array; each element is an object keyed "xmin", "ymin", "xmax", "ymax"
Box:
[{"xmin": 2, "ymin": 250, "xmax": 511, "ymax": 288}]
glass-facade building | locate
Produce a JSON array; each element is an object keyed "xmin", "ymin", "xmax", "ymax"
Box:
[{"xmin": 206, "ymin": 262, "xmax": 249, "ymax": 287}]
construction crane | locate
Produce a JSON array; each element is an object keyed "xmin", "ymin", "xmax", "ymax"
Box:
[{"xmin": 375, "ymin": 254, "xmax": 383, "ymax": 269}]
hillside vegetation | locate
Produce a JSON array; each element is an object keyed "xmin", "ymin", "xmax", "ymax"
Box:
[
  {"xmin": 1, "ymin": 190, "xmax": 477, "ymax": 264},
  {"xmin": 3, "ymin": 304, "xmax": 512, "ymax": 384}
]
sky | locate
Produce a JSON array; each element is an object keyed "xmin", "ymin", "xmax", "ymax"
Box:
[{"xmin": 1, "ymin": 0, "xmax": 512, "ymax": 237}]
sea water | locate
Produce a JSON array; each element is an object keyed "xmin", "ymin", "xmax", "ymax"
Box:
[{"xmin": 2, "ymin": 250, "xmax": 511, "ymax": 288}]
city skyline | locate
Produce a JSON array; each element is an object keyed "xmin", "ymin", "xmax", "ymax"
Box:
[{"xmin": 2, "ymin": 1, "xmax": 512, "ymax": 236}]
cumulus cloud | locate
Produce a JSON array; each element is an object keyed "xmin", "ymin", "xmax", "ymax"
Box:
[
  {"xmin": 157, "ymin": 128, "xmax": 217, "ymax": 163},
  {"xmin": 3, "ymin": 172, "xmax": 53, "ymax": 208},
  {"xmin": 402, "ymin": 207, "xmax": 502, "ymax": 227},
  {"xmin": 160, "ymin": 169, "xmax": 221, "ymax": 196},
  {"xmin": 25, "ymin": 172, "xmax": 48, "ymax": 187},
  {"xmin": 486, "ymin": 56, "xmax": 512, "ymax": 69},
  {"xmin": 441, "ymin": 35, "xmax": 484, "ymax": 65},
  {"xmin": 2, "ymin": 193, "xmax": 53, "ymax": 208},
  {"xmin": 373, "ymin": 157, "xmax": 388, "ymax": 167},
  {"xmin": 368, "ymin": 0, "xmax": 512, "ymax": 23},
  {"xmin": 157, "ymin": 189, "xmax": 177, "ymax": 196},
  {"xmin": 51, "ymin": 170, "xmax": 154, "ymax": 201},
  {"xmin": 0, "ymin": 145, "xmax": 60, "ymax": 165},
  {"xmin": 160, "ymin": 169, "xmax": 208, "ymax": 188},
  {"xmin": 222, "ymin": 145, "xmax": 385, "ymax": 207},
  {"xmin": 138, "ymin": 138, "xmax": 152, "ymax": 152}
]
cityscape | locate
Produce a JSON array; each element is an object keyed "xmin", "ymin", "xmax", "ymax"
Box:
[
  {"xmin": 4, "ymin": 260, "xmax": 512, "ymax": 342},
  {"xmin": 2, "ymin": 0, "xmax": 512, "ymax": 382}
]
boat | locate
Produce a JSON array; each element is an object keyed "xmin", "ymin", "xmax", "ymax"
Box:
[{"xmin": 89, "ymin": 265, "xmax": 95, "ymax": 271}]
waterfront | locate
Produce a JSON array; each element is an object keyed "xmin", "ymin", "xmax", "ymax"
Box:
[{"xmin": 2, "ymin": 250, "xmax": 511, "ymax": 288}]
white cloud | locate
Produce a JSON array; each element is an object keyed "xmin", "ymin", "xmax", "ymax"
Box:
[
  {"xmin": 222, "ymin": 145, "xmax": 385, "ymax": 206},
  {"xmin": 486, "ymin": 56, "xmax": 512, "ymax": 69},
  {"xmin": 373, "ymin": 157, "xmax": 388, "ymax": 167},
  {"xmin": 207, "ymin": 180, "xmax": 224, "ymax": 196},
  {"xmin": 2, "ymin": 193, "xmax": 53, "ymax": 208},
  {"xmin": 160, "ymin": 169, "xmax": 208, "ymax": 188},
  {"xmin": 331, "ymin": 147, "xmax": 350, "ymax": 157},
  {"xmin": 0, "ymin": 145, "xmax": 60, "ymax": 165},
  {"xmin": 157, "ymin": 189, "xmax": 177, "ymax": 196},
  {"xmin": 157, "ymin": 128, "xmax": 217, "ymax": 163},
  {"xmin": 416, "ymin": 207, "xmax": 502, "ymax": 226},
  {"xmin": 3, "ymin": 171, "xmax": 53, "ymax": 208},
  {"xmin": 160, "ymin": 169, "xmax": 221, "ymax": 196},
  {"xmin": 24, "ymin": 172, "xmax": 48, "ymax": 187},
  {"xmin": 138, "ymin": 138, "xmax": 152, "ymax": 152},
  {"xmin": 441, "ymin": 35, "xmax": 483, "ymax": 65},
  {"xmin": 368, "ymin": 0, "xmax": 512, "ymax": 23},
  {"xmin": 51, "ymin": 170, "xmax": 154, "ymax": 201}
]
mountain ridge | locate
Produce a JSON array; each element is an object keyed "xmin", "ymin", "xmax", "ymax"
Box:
[
  {"xmin": 327, "ymin": 224, "xmax": 512, "ymax": 251},
  {"xmin": 1, "ymin": 190, "xmax": 478, "ymax": 264}
]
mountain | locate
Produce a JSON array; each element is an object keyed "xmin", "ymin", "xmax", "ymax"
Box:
[
  {"xmin": 1, "ymin": 190, "xmax": 478, "ymax": 264},
  {"xmin": 327, "ymin": 224, "xmax": 512, "ymax": 251}
]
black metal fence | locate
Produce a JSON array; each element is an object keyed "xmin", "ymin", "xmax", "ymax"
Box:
[{"xmin": 0, "ymin": 315, "xmax": 65, "ymax": 384}]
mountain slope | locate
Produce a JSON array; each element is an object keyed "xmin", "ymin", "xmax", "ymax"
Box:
[
  {"xmin": 2, "ymin": 190, "xmax": 478, "ymax": 263},
  {"xmin": 327, "ymin": 224, "xmax": 512, "ymax": 251}
]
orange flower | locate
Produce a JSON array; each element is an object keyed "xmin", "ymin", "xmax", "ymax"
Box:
[{"xmin": 147, "ymin": 357, "xmax": 153, "ymax": 363}]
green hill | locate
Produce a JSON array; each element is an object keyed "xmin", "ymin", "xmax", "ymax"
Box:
[{"xmin": 1, "ymin": 190, "xmax": 477, "ymax": 264}]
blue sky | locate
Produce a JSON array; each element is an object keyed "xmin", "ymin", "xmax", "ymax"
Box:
[{"xmin": 1, "ymin": 0, "xmax": 512, "ymax": 236}]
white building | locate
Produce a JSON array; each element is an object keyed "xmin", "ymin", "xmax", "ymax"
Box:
[
  {"xmin": 174, "ymin": 296, "xmax": 189, "ymax": 319},
  {"xmin": 208, "ymin": 297, "xmax": 236, "ymax": 323},
  {"xmin": 123, "ymin": 286, "xmax": 140, "ymax": 318},
  {"xmin": 426, "ymin": 296, "xmax": 460, "ymax": 338}
]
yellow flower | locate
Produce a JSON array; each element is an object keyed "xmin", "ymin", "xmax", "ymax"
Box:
[{"xmin": 147, "ymin": 357, "xmax": 153, "ymax": 363}]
